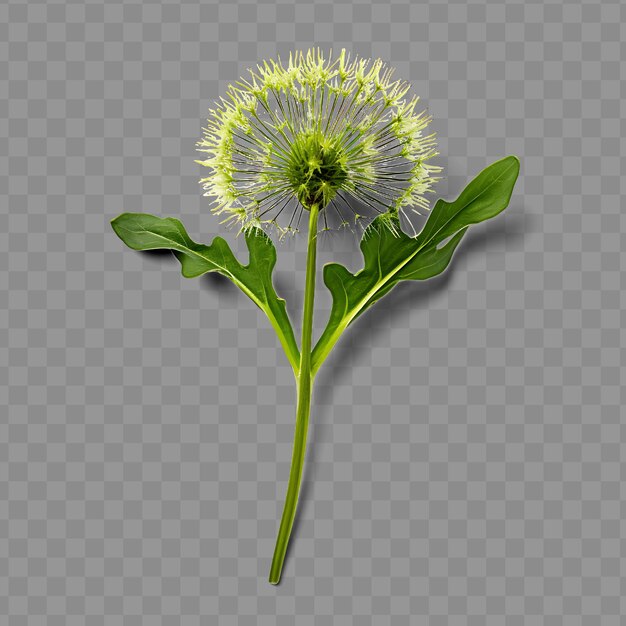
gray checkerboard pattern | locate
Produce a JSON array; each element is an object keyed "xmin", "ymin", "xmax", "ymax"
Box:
[{"xmin": 1, "ymin": 0, "xmax": 625, "ymax": 622}]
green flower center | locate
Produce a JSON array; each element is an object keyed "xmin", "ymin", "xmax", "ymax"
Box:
[{"xmin": 286, "ymin": 128, "xmax": 349, "ymax": 210}]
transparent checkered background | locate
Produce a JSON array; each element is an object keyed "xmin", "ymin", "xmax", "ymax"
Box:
[{"xmin": 1, "ymin": 0, "xmax": 624, "ymax": 623}]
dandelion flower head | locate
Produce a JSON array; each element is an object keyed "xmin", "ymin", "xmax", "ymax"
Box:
[{"xmin": 196, "ymin": 48, "xmax": 441, "ymax": 237}]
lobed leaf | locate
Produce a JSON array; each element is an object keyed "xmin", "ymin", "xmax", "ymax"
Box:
[
  {"xmin": 111, "ymin": 213, "xmax": 300, "ymax": 374},
  {"xmin": 311, "ymin": 156, "xmax": 520, "ymax": 373}
]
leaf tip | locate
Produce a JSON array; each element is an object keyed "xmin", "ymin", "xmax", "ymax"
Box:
[
  {"xmin": 110, "ymin": 213, "xmax": 127, "ymax": 237},
  {"xmin": 502, "ymin": 154, "xmax": 521, "ymax": 177}
]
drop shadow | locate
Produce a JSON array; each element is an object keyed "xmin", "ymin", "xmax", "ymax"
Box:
[
  {"xmin": 274, "ymin": 272, "xmax": 302, "ymax": 327},
  {"xmin": 200, "ymin": 271, "xmax": 238, "ymax": 297},
  {"xmin": 280, "ymin": 201, "xmax": 534, "ymax": 577},
  {"xmin": 139, "ymin": 249, "xmax": 174, "ymax": 259},
  {"xmin": 139, "ymin": 249, "xmax": 240, "ymax": 299}
]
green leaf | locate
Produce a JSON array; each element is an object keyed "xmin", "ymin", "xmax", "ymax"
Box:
[
  {"xmin": 311, "ymin": 155, "xmax": 520, "ymax": 373},
  {"xmin": 111, "ymin": 213, "xmax": 300, "ymax": 374}
]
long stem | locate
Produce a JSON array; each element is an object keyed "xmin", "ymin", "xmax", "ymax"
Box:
[{"xmin": 269, "ymin": 203, "xmax": 319, "ymax": 585}]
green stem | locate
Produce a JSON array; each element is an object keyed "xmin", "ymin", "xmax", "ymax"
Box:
[{"xmin": 269, "ymin": 203, "xmax": 319, "ymax": 585}]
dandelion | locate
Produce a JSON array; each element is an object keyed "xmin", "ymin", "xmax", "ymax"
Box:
[
  {"xmin": 112, "ymin": 46, "xmax": 520, "ymax": 585},
  {"xmin": 196, "ymin": 48, "xmax": 441, "ymax": 237}
]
